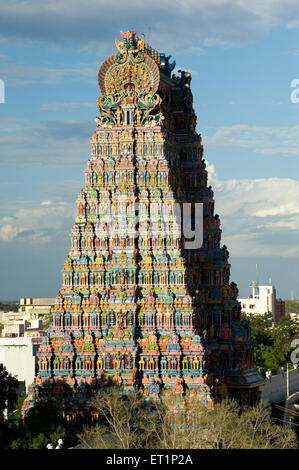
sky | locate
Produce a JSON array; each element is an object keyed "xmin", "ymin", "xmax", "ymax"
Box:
[{"xmin": 0, "ymin": 0, "xmax": 299, "ymax": 301}]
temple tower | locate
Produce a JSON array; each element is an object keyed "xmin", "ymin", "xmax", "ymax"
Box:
[{"xmin": 23, "ymin": 31, "xmax": 264, "ymax": 417}]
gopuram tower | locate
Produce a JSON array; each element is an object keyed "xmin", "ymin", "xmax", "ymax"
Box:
[{"xmin": 23, "ymin": 31, "xmax": 264, "ymax": 418}]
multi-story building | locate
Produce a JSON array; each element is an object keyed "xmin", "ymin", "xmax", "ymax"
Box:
[
  {"xmin": 0, "ymin": 336, "xmax": 42, "ymax": 392},
  {"xmin": 239, "ymin": 280, "xmax": 285, "ymax": 323},
  {"xmin": 0, "ymin": 318, "xmax": 45, "ymax": 394},
  {"xmin": 2, "ymin": 319, "xmax": 45, "ymax": 338},
  {"xmin": 18, "ymin": 298, "xmax": 55, "ymax": 322},
  {"xmin": 1, "ymin": 298, "xmax": 54, "ymax": 330},
  {"xmin": 275, "ymin": 299, "xmax": 286, "ymax": 322}
]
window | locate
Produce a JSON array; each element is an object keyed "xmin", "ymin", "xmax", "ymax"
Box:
[
  {"xmin": 149, "ymin": 358, "xmax": 155, "ymax": 370},
  {"xmin": 53, "ymin": 358, "xmax": 60, "ymax": 370},
  {"xmin": 85, "ymin": 357, "xmax": 91, "ymax": 370},
  {"xmin": 182, "ymin": 357, "xmax": 189, "ymax": 370}
]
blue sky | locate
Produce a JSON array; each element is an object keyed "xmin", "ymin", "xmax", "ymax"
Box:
[{"xmin": 0, "ymin": 0, "xmax": 299, "ymax": 300}]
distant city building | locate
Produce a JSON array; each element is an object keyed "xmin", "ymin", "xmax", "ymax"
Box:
[
  {"xmin": 18, "ymin": 298, "xmax": 55, "ymax": 321},
  {"xmin": 1, "ymin": 298, "xmax": 55, "ymax": 327},
  {"xmin": 0, "ymin": 314, "xmax": 45, "ymax": 396},
  {"xmin": 238, "ymin": 280, "xmax": 285, "ymax": 323},
  {"xmin": 275, "ymin": 299, "xmax": 286, "ymax": 322},
  {"xmin": 2, "ymin": 319, "xmax": 45, "ymax": 338},
  {"xmin": 2, "ymin": 323, "xmax": 25, "ymax": 337}
]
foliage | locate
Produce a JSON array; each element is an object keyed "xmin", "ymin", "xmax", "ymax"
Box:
[
  {"xmin": 79, "ymin": 387, "xmax": 161, "ymax": 449},
  {"xmin": 15, "ymin": 391, "xmax": 27, "ymax": 421},
  {"xmin": 8, "ymin": 399, "xmax": 73, "ymax": 449},
  {"xmin": 196, "ymin": 400, "xmax": 297, "ymax": 449},
  {"xmin": 42, "ymin": 312, "xmax": 53, "ymax": 330},
  {"xmin": 0, "ymin": 302, "xmax": 19, "ymax": 312},
  {"xmin": 79, "ymin": 389, "xmax": 298, "ymax": 449},
  {"xmin": 153, "ymin": 399, "xmax": 297, "ymax": 449},
  {"xmin": 0, "ymin": 364, "xmax": 19, "ymax": 449},
  {"xmin": 0, "ymin": 366, "xmax": 19, "ymax": 418},
  {"xmin": 285, "ymin": 300, "xmax": 299, "ymax": 316},
  {"xmin": 241, "ymin": 313, "xmax": 299, "ymax": 376}
]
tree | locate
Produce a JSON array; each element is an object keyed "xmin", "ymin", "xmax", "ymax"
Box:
[
  {"xmin": 79, "ymin": 387, "xmax": 161, "ymax": 449},
  {"xmin": 78, "ymin": 389, "xmax": 298, "ymax": 449},
  {"xmin": 0, "ymin": 302, "xmax": 19, "ymax": 312},
  {"xmin": 148, "ymin": 398, "xmax": 297, "ymax": 449},
  {"xmin": 0, "ymin": 364, "xmax": 18, "ymax": 448},
  {"xmin": 8, "ymin": 399, "xmax": 70, "ymax": 449},
  {"xmin": 242, "ymin": 312, "xmax": 299, "ymax": 376},
  {"xmin": 42, "ymin": 312, "xmax": 53, "ymax": 330},
  {"xmin": 187, "ymin": 400, "xmax": 297, "ymax": 449},
  {"xmin": 15, "ymin": 391, "xmax": 27, "ymax": 421},
  {"xmin": 285, "ymin": 300, "xmax": 299, "ymax": 316}
]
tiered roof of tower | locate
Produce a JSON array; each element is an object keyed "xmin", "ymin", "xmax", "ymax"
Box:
[{"xmin": 23, "ymin": 30, "xmax": 264, "ymax": 419}]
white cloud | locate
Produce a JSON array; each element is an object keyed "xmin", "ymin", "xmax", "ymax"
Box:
[
  {"xmin": 0, "ymin": 117, "xmax": 27, "ymax": 133},
  {"xmin": 0, "ymin": 200, "xmax": 75, "ymax": 244},
  {"xmin": 207, "ymin": 161, "xmax": 299, "ymax": 258},
  {"xmin": 0, "ymin": 119, "xmax": 94, "ymax": 168},
  {"xmin": 286, "ymin": 19, "xmax": 299, "ymax": 28},
  {"xmin": 0, "ymin": 223, "xmax": 19, "ymax": 241},
  {"xmin": 1, "ymin": 158, "xmax": 298, "ymax": 260},
  {"xmin": 254, "ymin": 203, "xmax": 299, "ymax": 217},
  {"xmin": 0, "ymin": 0, "xmax": 299, "ymax": 50},
  {"xmin": 42, "ymin": 102, "xmax": 95, "ymax": 112},
  {"xmin": 0, "ymin": 61, "xmax": 99, "ymax": 87},
  {"xmin": 203, "ymin": 124, "xmax": 299, "ymax": 157},
  {"xmin": 40, "ymin": 200, "xmax": 53, "ymax": 206}
]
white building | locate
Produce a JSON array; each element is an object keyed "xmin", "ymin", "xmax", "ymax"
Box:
[
  {"xmin": 1, "ymin": 298, "xmax": 55, "ymax": 327},
  {"xmin": 238, "ymin": 280, "xmax": 285, "ymax": 323},
  {"xmin": 2, "ymin": 319, "xmax": 45, "ymax": 338},
  {"xmin": 0, "ymin": 299, "xmax": 52, "ymax": 397},
  {"xmin": 0, "ymin": 336, "xmax": 41, "ymax": 391},
  {"xmin": 18, "ymin": 297, "xmax": 55, "ymax": 321}
]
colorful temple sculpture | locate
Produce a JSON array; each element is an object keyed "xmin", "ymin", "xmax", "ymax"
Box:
[{"xmin": 23, "ymin": 30, "xmax": 264, "ymax": 421}]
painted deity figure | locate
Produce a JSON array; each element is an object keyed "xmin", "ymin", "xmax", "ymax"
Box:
[
  {"xmin": 90, "ymin": 290, "xmax": 99, "ymax": 306},
  {"xmin": 135, "ymin": 106, "xmax": 142, "ymax": 125}
]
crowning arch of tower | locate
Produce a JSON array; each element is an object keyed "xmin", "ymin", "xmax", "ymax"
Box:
[{"xmin": 23, "ymin": 30, "xmax": 264, "ymax": 419}]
